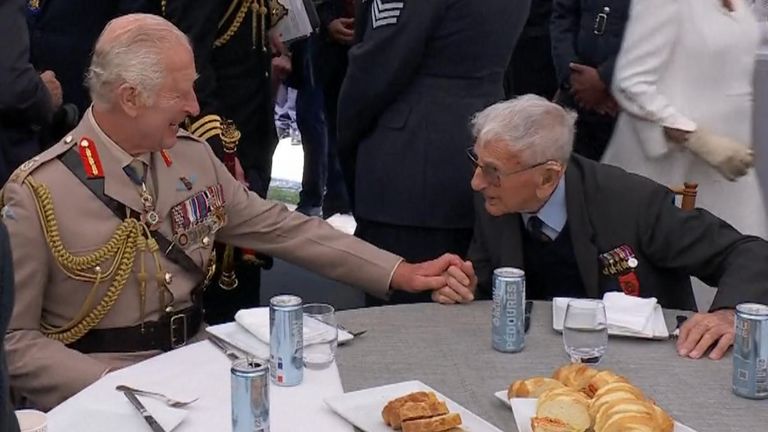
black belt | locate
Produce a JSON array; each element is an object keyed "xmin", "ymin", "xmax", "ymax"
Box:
[{"xmin": 68, "ymin": 301, "xmax": 203, "ymax": 353}]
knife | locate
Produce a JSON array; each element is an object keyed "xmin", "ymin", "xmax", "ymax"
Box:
[
  {"xmin": 207, "ymin": 334, "xmax": 244, "ymax": 361},
  {"xmin": 123, "ymin": 389, "xmax": 167, "ymax": 432}
]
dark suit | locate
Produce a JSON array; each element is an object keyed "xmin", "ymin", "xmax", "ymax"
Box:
[
  {"xmin": 0, "ymin": 0, "xmax": 54, "ymax": 186},
  {"xmin": 0, "ymin": 222, "xmax": 19, "ymax": 432},
  {"xmin": 469, "ymin": 155, "xmax": 768, "ymax": 311},
  {"xmin": 338, "ymin": 0, "xmax": 529, "ymax": 304},
  {"xmin": 550, "ymin": 0, "xmax": 630, "ymax": 160}
]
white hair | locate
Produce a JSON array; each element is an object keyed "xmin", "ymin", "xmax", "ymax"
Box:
[
  {"xmin": 86, "ymin": 14, "xmax": 191, "ymax": 107},
  {"xmin": 470, "ymin": 94, "xmax": 577, "ymax": 165}
]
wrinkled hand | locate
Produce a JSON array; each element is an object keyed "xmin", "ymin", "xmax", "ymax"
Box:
[
  {"xmin": 269, "ymin": 28, "xmax": 288, "ymax": 56},
  {"xmin": 329, "ymin": 18, "xmax": 355, "ymax": 44},
  {"xmin": 680, "ymin": 128, "xmax": 754, "ymax": 181},
  {"xmin": 569, "ymin": 63, "xmax": 609, "ymax": 111},
  {"xmin": 390, "ymin": 253, "xmax": 467, "ymax": 295},
  {"xmin": 431, "ymin": 261, "xmax": 478, "ymax": 304},
  {"xmin": 40, "ymin": 70, "xmax": 63, "ymax": 111},
  {"xmin": 234, "ymin": 156, "xmax": 248, "ymax": 188},
  {"xmin": 677, "ymin": 309, "xmax": 735, "ymax": 360}
]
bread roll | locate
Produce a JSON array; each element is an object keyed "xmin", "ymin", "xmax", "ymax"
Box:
[
  {"xmin": 585, "ymin": 371, "xmax": 628, "ymax": 397},
  {"xmin": 598, "ymin": 412, "xmax": 658, "ymax": 432},
  {"xmin": 536, "ymin": 388, "xmax": 591, "ymax": 432},
  {"xmin": 651, "ymin": 404, "xmax": 674, "ymax": 432},
  {"xmin": 531, "ymin": 416, "xmax": 578, "ymax": 432},
  {"xmin": 509, "ymin": 377, "xmax": 566, "ymax": 399},
  {"xmin": 382, "ymin": 392, "xmax": 438, "ymax": 426},
  {"xmin": 401, "ymin": 412, "xmax": 462, "ymax": 432},
  {"xmin": 552, "ymin": 364, "xmax": 599, "ymax": 391},
  {"xmin": 393, "ymin": 400, "xmax": 449, "ymax": 429},
  {"xmin": 593, "ymin": 399, "xmax": 655, "ymax": 432}
]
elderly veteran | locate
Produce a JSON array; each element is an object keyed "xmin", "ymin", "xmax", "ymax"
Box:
[
  {"xmin": 435, "ymin": 95, "xmax": 768, "ymax": 362},
  {"xmin": 0, "ymin": 14, "xmax": 475, "ymax": 410}
]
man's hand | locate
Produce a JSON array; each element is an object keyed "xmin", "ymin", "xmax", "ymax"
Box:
[
  {"xmin": 234, "ymin": 156, "xmax": 248, "ymax": 188},
  {"xmin": 569, "ymin": 63, "xmax": 609, "ymax": 111},
  {"xmin": 268, "ymin": 28, "xmax": 288, "ymax": 56},
  {"xmin": 328, "ymin": 18, "xmax": 355, "ymax": 45},
  {"xmin": 390, "ymin": 254, "xmax": 472, "ymax": 299},
  {"xmin": 677, "ymin": 309, "xmax": 735, "ymax": 360},
  {"xmin": 431, "ymin": 261, "xmax": 478, "ymax": 304},
  {"xmin": 40, "ymin": 70, "xmax": 63, "ymax": 111}
]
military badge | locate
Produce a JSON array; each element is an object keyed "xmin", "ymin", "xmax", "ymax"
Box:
[
  {"xmin": 599, "ymin": 244, "xmax": 640, "ymax": 297},
  {"xmin": 78, "ymin": 138, "xmax": 104, "ymax": 178},
  {"xmin": 371, "ymin": 0, "xmax": 404, "ymax": 29},
  {"xmin": 171, "ymin": 184, "xmax": 227, "ymax": 247}
]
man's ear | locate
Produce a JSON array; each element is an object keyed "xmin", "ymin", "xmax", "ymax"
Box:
[
  {"xmin": 540, "ymin": 163, "xmax": 563, "ymax": 188},
  {"xmin": 116, "ymin": 84, "xmax": 142, "ymax": 117}
]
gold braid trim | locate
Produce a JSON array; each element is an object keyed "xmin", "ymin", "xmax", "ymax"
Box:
[
  {"xmin": 25, "ymin": 177, "xmax": 146, "ymax": 344},
  {"xmin": 215, "ymin": 0, "xmax": 254, "ymax": 47}
]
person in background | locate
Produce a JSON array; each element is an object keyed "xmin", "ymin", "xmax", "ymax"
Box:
[
  {"xmin": 504, "ymin": 0, "xmax": 558, "ymax": 100},
  {"xmin": 550, "ymin": 0, "xmax": 630, "ymax": 161},
  {"xmin": 603, "ymin": 0, "xmax": 767, "ymax": 239},
  {"xmin": 338, "ymin": 0, "xmax": 530, "ymax": 305},
  {"xmin": 1, "ymin": 14, "xmax": 475, "ymax": 410},
  {"xmin": 0, "ymin": 0, "xmax": 62, "ymax": 185},
  {"xmin": 458, "ymin": 95, "xmax": 768, "ymax": 362},
  {"xmin": 0, "ymin": 221, "xmax": 19, "ymax": 432}
]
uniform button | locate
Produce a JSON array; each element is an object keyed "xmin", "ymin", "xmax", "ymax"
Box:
[
  {"xmin": 164, "ymin": 272, "xmax": 174, "ymax": 285},
  {"xmin": 64, "ymin": 135, "xmax": 73, "ymax": 144},
  {"xmin": 202, "ymin": 236, "xmax": 211, "ymax": 246}
]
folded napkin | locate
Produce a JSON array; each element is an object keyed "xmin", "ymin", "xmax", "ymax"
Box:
[
  {"xmin": 234, "ymin": 307, "xmax": 353, "ymax": 346},
  {"xmin": 602, "ymin": 292, "xmax": 658, "ymax": 337}
]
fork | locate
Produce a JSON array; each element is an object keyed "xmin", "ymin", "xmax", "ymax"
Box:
[
  {"xmin": 116, "ymin": 385, "xmax": 199, "ymax": 408},
  {"xmin": 337, "ymin": 324, "xmax": 368, "ymax": 338}
]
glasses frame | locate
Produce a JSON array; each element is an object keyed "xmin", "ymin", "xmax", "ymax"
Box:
[{"xmin": 466, "ymin": 147, "xmax": 555, "ymax": 186}]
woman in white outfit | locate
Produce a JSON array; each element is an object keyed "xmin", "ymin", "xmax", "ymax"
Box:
[{"xmin": 603, "ymin": 0, "xmax": 767, "ymax": 238}]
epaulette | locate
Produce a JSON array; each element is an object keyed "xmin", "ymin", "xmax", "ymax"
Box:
[
  {"xmin": 188, "ymin": 114, "xmax": 222, "ymax": 142},
  {"xmin": 177, "ymin": 127, "xmax": 207, "ymax": 144},
  {"xmin": 6, "ymin": 134, "xmax": 79, "ymax": 185}
]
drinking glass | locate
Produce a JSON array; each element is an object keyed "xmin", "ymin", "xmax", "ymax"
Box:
[
  {"xmin": 302, "ymin": 303, "xmax": 338, "ymax": 369},
  {"xmin": 563, "ymin": 299, "xmax": 608, "ymax": 364}
]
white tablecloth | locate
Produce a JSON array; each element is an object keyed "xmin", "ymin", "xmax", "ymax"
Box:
[{"xmin": 47, "ymin": 341, "xmax": 353, "ymax": 431}]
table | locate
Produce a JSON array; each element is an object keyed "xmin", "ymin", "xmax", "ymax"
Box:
[{"xmin": 336, "ymin": 301, "xmax": 767, "ymax": 432}]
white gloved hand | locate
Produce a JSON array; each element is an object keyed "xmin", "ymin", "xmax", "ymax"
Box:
[{"xmin": 683, "ymin": 129, "xmax": 754, "ymax": 181}]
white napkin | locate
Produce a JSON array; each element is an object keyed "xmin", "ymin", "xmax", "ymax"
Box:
[
  {"xmin": 603, "ymin": 292, "xmax": 658, "ymax": 337},
  {"xmin": 51, "ymin": 395, "xmax": 187, "ymax": 432},
  {"xmin": 234, "ymin": 307, "xmax": 353, "ymax": 346}
]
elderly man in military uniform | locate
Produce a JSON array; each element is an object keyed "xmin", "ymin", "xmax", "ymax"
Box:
[{"xmin": 1, "ymin": 14, "xmax": 476, "ymax": 410}]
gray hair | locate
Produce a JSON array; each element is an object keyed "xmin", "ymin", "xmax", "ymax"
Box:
[
  {"xmin": 86, "ymin": 14, "xmax": 191, "ymax": 107},
  {"xmin": 470, "ymin": 94, "xmax": 577, "ymax": 165}
]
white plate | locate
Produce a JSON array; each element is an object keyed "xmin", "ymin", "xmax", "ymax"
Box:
[
  {"xmin": 492, "ymin": 393, "xmax": 697, "ymax": 432},
  {"xmin": 325, "ymin": 380, "xmax": 502, "ymax": 432},
  {"xmin": 552, "ymin": 297, "xmax": 669, "ymax": 339}
]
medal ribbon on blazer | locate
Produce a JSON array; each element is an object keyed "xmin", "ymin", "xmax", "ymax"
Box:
[
  {"xmin": 171, "ymin": 184, "xmax": 226, "ymax": 247},
  {"xmin": 599, "ymin": 244, "xmax": 640, "ymax": 296}
]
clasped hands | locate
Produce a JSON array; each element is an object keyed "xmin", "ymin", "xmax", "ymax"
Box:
[{"xmin": 390, "ymin": 254, "xmax": 477, "ymax": 304}]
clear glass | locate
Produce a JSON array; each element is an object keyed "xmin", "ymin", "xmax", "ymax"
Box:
[
  {"xmin": 302, "ymin": 303, "xmax": 338, "ymax": 369},
  {"xmin": 563, "ymin": 299, "xmax": 608, "ymax": 364}
]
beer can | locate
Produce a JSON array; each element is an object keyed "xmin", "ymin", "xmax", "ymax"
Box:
[
  {"xmin": 231, "ymin": 359, "xmax": 269, "ymax": 432},
  {"xmin": 491, "ymin": 267, "xmax": 526, "ymax": 353},
  {"xmin": 269, "ymin": 295, "xmax": 303, "ymax": 386},
  {"xmin": 733, "ymin": 303, "xmax": 768, "ymax": 399}
]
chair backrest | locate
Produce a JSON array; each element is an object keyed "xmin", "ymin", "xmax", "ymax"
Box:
[{"xmin": 670, "ymin": 182, "xmax": 698, "ymax": 210}]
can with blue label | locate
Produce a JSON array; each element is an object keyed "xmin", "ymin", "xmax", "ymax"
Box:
[
  {"xmin": 733, "ymin": 303, "xmax": 768, "ymax": 399},
  {"xmin": 491, "ymin": 267, "xmax": 526, "ymax": 353},
  {"xmin": 232, "ymin": 359, "xmax": 269, "ymax": 432},
  {"xmin": 269, "ymin": 295, "xmax": 303, "ymax": 386}
]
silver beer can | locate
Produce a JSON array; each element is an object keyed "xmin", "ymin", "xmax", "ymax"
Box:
[
  {"xmin": 269, "ymin": 295, "xmax": 303, "ymax": 386},
  {"xmin": 491, "ymin": 267, "xmax": 526, "ymax": 353},
  {"xmin": 733, "ymin": 303, "xmax": 768, "ymax": 399},
  {"xmin": 231, "ymin": 359, "xmax": 269, "ymax": 432}
]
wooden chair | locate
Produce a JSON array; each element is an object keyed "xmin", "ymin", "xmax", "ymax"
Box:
[{"xmin": 670, "ymin": 182, "xmax": 698, "ymax": 210}]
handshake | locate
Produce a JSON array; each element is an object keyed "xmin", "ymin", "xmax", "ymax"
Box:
[
  {"xmin": 665, "ymin": 127, "xmax": 754, "ymax": 181},
  {"xmin": 390, "ymin": 254, "xmax": 478, "ymax": 305}
]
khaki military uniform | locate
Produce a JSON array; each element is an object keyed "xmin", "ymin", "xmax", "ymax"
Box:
[{"xmin": 1, "ymin": 111, "xmax": 400, "ymax": 410}]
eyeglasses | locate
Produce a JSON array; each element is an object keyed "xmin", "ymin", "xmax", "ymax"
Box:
[{"xmin": 466, "ymin": 147, "xmax": 554, "ymax": 186}]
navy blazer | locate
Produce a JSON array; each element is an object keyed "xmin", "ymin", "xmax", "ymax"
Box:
[
  {"xmin": 0, "ymin": 221, "xmax": 19, "ymax": 432},
  {"xmin": 469, "ymin": 155, "xmax": 768, "ymax": 311}
]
